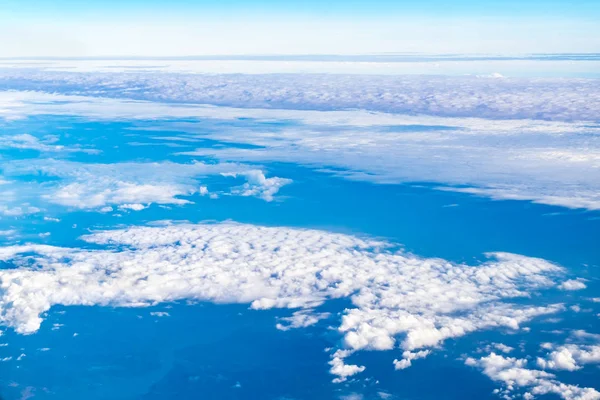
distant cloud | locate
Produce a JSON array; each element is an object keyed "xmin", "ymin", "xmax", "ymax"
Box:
[
  {"xmin": 2, "ymin": 72, "xmax": 600, "ymax": 121},
  {"xmin": 2, "ymin": 90, "xmax": 599, "ymax": 210}
]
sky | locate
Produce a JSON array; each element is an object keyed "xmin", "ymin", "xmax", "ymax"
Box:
[{"xmin": 0, "ymin": 0, "xmax": 599, "ymax": 56}]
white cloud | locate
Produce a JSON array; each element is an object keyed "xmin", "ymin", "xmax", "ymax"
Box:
[
  {"xmin": 2, "ymin": 71, "xmax": 600, "ymax": 121},
  {"xmin": 393, "ymin": 350, "xmax": 430, "ymax": 370},
  {"xmin": 466, "ymin": 353, "xmax": 600, "ymax": 400},
  {"xmin": 150, "ymin": 311, "xmax": 170, "ymax": 318},
  {"xmin": 0, "ymin": 222, "xmax": 569, "ymax": 381},
  {"xmin": 118, "ymin": 203, "xmax": 148, "ymax": 212},
  {"xmin": 224, "ymin": 170, "xmax": 292, "ymax": 202},
  {"xmin": 276, "ymin": 310, "xmax": 330, "ymax": 331},
  {"xmin": 478, "ymin": 342, "xmax": 514, "ymax": 354},
  {"xmin": 1, "ymin": 90, "xmax": 599, "ymax": 210},
  {"xmin": 329, "ymin": 350, "xmax": 366, "ymax": 383},
  {"xmin": 4, "ymin": 159, "xmax": 291, "ymax": 210},
  {"xmin": 537, "ymin": 344, "xmax": 600, "ymax": 371},
  {"xmin": 558, "ymin": 279, "xmax": 588, "ymax": 291},
  {"xmin": 0, "ymin": 133, "xmax": 97, "ymax": 154},
  {"xmin": 0, "ymin": 205, "xmax": 41, "ymax": 217},
  {"xmin": 493, "ymin": 343, "xmax": 514, "ymax": 354}
]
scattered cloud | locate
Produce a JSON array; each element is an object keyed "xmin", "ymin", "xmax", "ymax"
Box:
[
  {"xmin": 276, "ymin": 310, "xmax": 330, "ymax": 331},
  {"xmin": 558, "ymin": 279, "xmax": 587, "ymax": 291},
  {"xmin": 466, "ymin": 353, "xmax": 600, "ymax": 400},
  {"xmin": 0, "ymin": 133, "xmax": 97, "ymax": 154},
  {"xmin": 537, "ymin": 345, "xmax": 600, "ymax": 371},
  {"xmin": 4, "ymin": 159, "xmax": 291, "ymax": 210}
]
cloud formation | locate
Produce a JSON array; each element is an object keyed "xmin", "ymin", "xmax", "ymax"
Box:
[
  {"xmin": 537, "ymin": 342, "xmax": 600, "ymax": 371},
  {"xmin": 0, "ymin": 222, "xmax": 569, "ymax": 381},
  {"xmin": 466, "ymin": 353, "xmax": 600, "ymax": 400},
  {"xmin": 1, "ymin": 72, "xmax": 600, "ymax": 121},
  {"xmin": 558, "ymin": 279, "xmax": 588, "ymax": 291},
  {"xmin": 2, "ymin": 90, "xmax": 599, "ymax": 210},
  {"xmin": 3, "ymin": 159, "xmax": 290, "ymax": 210}
]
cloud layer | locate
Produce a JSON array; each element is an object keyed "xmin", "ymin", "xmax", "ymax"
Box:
[
  {"xmin": 1, "ymin": 71, "xmax": 600, "ymax": 121},
  {"xmin": 2, "ymin": 90, "xmax": 599, "ymax": 210}
]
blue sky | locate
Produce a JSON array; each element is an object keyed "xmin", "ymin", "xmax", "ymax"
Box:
[
  {"xmin": 2, "ymin": 0, "xmax": 600, "ymax": 17},
  {"xmin": 1, "ymin": 0, "xmax": 599, "ymax": 56}
]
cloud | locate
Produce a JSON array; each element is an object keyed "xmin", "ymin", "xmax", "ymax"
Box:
[
  {"xmin": 393, "ymin": 350, "xmax": 430, "ymax": 370},
  {"xmin": 1, "ymin": 71, "xmax": 600, "ymax": 121},
  {"xmin": 558, "ymin": 279, "xmax": 588, "ymax": 291},
  {"xmin": 276, "ymin": 310, "xmax": 330, "ymax": 331},
  {"xmin": 0, "ymin": 133, "xmax": 97, "ymax": 154},
  {"xmin": 466, "ymin": 353, "xmax": 600, "ymax": 400},
  {"xmin": 0, "ymin": 205, "xmax": 41, "ymax": 217},
  {"xmin": 2, "ymin": 90, "xmax": 599, "ymax": 210},
  {"xmin": 224, "ymin": 170, "xmax": 292, "ymax": 202},
  {"xmin": 493, "ymin": 343, "xmax": 514, "ymax": 354},
  {"xmin": 4, "ymin": 159, "xmax": 291, "ymax": 210},
  {"xmin": 329, "ymin": 350, "xmax": 365, "ymax": 383},
  {"xmin": 537, "ymin": 344, "xmax": 600, "ymax": 371},
  {"xmin": 0, "ymin": 222, "xmax": 570, "ymax": 381}
]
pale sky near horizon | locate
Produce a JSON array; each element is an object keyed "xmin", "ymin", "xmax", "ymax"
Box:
[{"xmin": 0, "ymin": 0, "xmax": 599, "ymax": 57}]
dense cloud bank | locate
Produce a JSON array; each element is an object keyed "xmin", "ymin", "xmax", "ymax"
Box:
[{"xmin": 1, "ymin": 71, "xmax": 600, "ymax": 121}]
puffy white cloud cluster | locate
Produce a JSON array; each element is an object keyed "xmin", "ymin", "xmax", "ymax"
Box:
[
  {"xmin": 4, "ymin": 159, "xmax": 290, "ymax": 210},
  {"xmin": 466, "ymin": 353, "xmax": 600, "ymax": 400},
  {"xmin": 393, "ymin": 350, "xmax": 430, "ymax": 370},
  {"xmin": 328, "ymin": 350, "xmax": 366, "ymax": 383},
  {"xmin": 1, "ymin": 71, "xmax": 600, "ymax": 121},
  {"xmin": 0, "ymin": 222, "xmax": 567, "ymax": 381},
  {"xmin": 223, "ymin": 170, "xmax": 292, "ymax": 202},
  {"xmin": 537, "ymin": 344, "xmax": 600, "ymax": 371}
]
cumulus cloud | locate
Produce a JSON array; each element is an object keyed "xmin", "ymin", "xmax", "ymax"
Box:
[
  {"xmin": 224, "ymin": 170, "xmax": 292, "ymax": 202},
  {"xmin": 393, "ymin": 350, "xmax": 430, "ymax": 370},
  {"xmin": 0, "ymin": 222, "xmax": 569, "ymax": 380},
  {"xmin": 466, "ymin": 353, "xmax": 600, "ymax": 400},
  {"xmin": 558, "ymin": 279, "xmax": 588, "ymax": 291},
  {"xmin": 329, "ymin": 351, "xmax": 366, "ymax": 383},
  {"xmin": 537, "ymin": 344, "xmax": 600, "ymax": 371}
]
